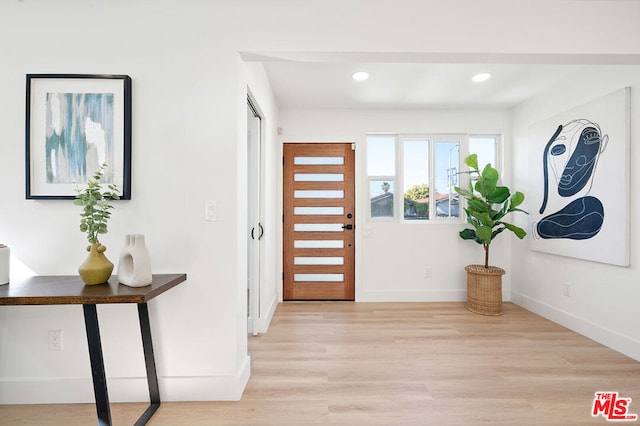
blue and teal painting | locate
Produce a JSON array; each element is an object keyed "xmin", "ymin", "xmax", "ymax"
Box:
[{"xmin": 45, "ymin": 92, "xmax": 114, "ymax": 184}]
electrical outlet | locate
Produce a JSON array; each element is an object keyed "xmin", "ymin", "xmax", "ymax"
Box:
[
  {"xmin": 49, "ymin": 330, "xmax": 63, "ymax": 352},
  {"xmin": 563, "ymin": 284, "xmax": 572, "ymax": 298}
]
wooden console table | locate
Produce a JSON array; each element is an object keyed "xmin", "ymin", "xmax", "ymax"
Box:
[{"xmin": 0, "ymin": 273, "xmax": 187, "ymax": 426}]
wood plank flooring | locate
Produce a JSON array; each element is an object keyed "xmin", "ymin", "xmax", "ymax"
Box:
[{"xmin": 1, "ymin": 302, "xmax": 639, "ymax": 425}]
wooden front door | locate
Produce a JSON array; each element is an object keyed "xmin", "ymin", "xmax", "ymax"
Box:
[{"xmin": 283, "ymin": 143, "xmax": 355, "ymax": 300}]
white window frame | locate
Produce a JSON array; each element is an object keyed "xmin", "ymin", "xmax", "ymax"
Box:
[
  {"xmin": 366, "ymin": 133, "xmax": 501, "ymax": 223},
  {"xmin": 366, "ymin": 133, "xmax": 398, "ymax": 222}
]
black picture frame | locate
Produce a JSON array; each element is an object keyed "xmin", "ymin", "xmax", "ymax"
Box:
[{"xmin": 26, "ymin": 74, "xmax": 132, "ymax": 200}]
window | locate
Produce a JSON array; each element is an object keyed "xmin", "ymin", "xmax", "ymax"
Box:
[
  {"xmin": 469, "ymin": 136, "xmax": 497, "ymax": 172},
  {"xmin": 403, "ymin": 138, "xmax": 429, "ymax": 220},
  {"xmin": 367, "ymin": 135, "xmax": 396, "ymax": 218},
  {"xmin": 366, "ymin": 134, "xmax": 499, "ymax": 222},
  {"xmin": 434, "ymin": 141, "xmax": 460, "ymax": 218}
]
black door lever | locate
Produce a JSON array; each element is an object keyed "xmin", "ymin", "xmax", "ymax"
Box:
[{"xmin": 342, "ymin": 224, "xmax": 354, "ymax": 230}]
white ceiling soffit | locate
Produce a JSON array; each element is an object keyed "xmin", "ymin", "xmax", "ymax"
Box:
[{"xmin": 243, "ymin": 52, "xmax": 640, "ymax": 110}]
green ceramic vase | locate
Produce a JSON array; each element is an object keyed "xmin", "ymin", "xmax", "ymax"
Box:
[{"xmin": 78, "ymin": 243, "xmax": 114, "ymax": 285}]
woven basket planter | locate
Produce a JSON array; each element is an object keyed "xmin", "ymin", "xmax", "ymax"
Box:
[{"xmin": 465, "ymin": 264, "xmax": 506, "ymax": 316}]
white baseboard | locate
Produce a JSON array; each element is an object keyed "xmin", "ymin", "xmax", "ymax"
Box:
[
  {"xmin": 0, "ymin": 355, "xmax": 252, "ymax": 404},
  {"xmin": 358, "ymin": 289, "xmax": 467, "ymax": 302},
  {"xmin": 254, "ymin": 295, "xmax": 278, "ymax": 334},
  {"xmin": 512, "ymin": 291, "xmax": 640, "ymax": 362}
]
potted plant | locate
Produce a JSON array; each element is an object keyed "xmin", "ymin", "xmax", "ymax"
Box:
[
  {"xmin": 454, "ymin": 154, "xmax": 528, "ymax": 315},
  {"xmin": 74, "ymin": 163, "xmax": 120, "ymax": 285}
]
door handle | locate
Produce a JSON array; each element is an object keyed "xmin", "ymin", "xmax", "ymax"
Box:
[
  {"xmin": 258, "ymin": 223, "xmax": 264, "ymax": 240},
  {"xmin": 250, "ymin": 227, "xmax": 256, "ymax": 240},
  {"xmin": 342, "ymin": 224, "xmax": 354, "ymax": 230}
]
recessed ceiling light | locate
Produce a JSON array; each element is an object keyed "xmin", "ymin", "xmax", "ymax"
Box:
[
  {"xmin": 352, "ymin": 71, "xmax": 370, "ymax": 82},
  {"xmin": 472, "ymin": 72, "xmax": 492, "ymax": 83}
]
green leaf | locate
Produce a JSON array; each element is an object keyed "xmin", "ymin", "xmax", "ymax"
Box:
[
  {"xmin": 464, "ymin": 154, "xmax": 478, "ymax": 170},
  {"xmin": 491, "ymin": 226, "xmax": 506, "ymax": 240},
  {"xmin": 475, "ymin": 225, "xmax": 493, "ymax": 244},
  {"xmin": 487, "ymin": 186, "xmax": 510, "ymax": 204},
  {"xmin": 459, "ymin": 228, "xmax": 483, "ymax": 244},
  {"xmin": 501, "ymin": 222, "xmax": 527, "ymax": 239},
  {"xmin": 467, "ymin": 198, "xmax": 489, "ymax": 213},
  {"xmin": 454, "ymin": 186, "xmax": 473, "ymax": 198},
  {"xmin": 509, "ymin": 191, "xmax": 525, "ymax": 210},
  {"xmin": 477, "ymin": 164, "xmax": 498, "ymax": 196},
  {"xmin": 469, "ymin": 210, "xmax": 493, "ymax": 227}
]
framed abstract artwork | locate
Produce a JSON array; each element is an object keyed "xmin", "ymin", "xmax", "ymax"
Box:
[
  {"xmin": 26, "ymin": 74, "xmax": 132, "ymax": 199},
  {"xmin": 528, "ymin": 87, "xmax": 630, "ymax": 266}
]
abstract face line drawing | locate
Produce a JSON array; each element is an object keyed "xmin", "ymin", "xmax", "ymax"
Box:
[
  {"xmin": 539, "ymin": 124, "xmax": 563, "ymax": 215},
  {"xmin": 535, "ymin": 119, "xmax": 608, "ymax": 241},
  {"xmin": 536, "ymin": 196, "xmax": 604, "ymax": 240}
]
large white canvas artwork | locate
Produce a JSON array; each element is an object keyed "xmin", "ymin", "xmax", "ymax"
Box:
[{"xmin": 528, "ymin": 88, "xmax": 630, "ymax": 266}]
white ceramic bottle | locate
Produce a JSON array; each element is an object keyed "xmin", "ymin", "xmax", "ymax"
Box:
[
  {"xmin": 0, "ymin": 244, "xmax": 9, "ymax": 285},
  {"xmin": 117, "ymin": 235, "xmax": 152, "ymax": 287}
]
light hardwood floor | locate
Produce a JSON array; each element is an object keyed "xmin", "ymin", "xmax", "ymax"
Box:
[{"xmin": 2, "ymin": 302, "xmax": 639, "ymax": 425}]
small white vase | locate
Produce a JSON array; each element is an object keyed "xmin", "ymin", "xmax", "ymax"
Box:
[
  {"xmin": 0, "ymin": 244, "xmax": 9, "ymax": 285},
  {"xmin": 117, "ymin": 234, "xmax": 152, "ymax": 287}
]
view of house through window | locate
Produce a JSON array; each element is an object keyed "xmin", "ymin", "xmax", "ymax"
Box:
[
  {"xmin": 367, "ymin": 135, "xmax": 396, "ymax": 218},
  {"xmin": 403, "ymin": 138, "xmax": 429, "ymax": 220},
  {"xmin": 367, "ymin": 134, "xmax": 498, "ymax": 221},
  {"xmin": 434, "ymin": 141, "xmax": 460, "ymax": 218}
]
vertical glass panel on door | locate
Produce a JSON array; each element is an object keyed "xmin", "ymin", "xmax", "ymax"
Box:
[
  {"xmin": 294, "ymin": 240, "xmax": 344, "ymax": 249},
  {"xmin": 294, "ymin": 274, "xmax": 344, "ymax": 282},
  {"xmin": 294, "ymin": 190, "xmax": 344, "ymax": 199},
  {"xmin": 403, "ymin": 139, "xmax": 430, "ymax": 220},
  {"xmin": 435, "ymin": 141, "xmax": 460, "ymax": 218},
  {"xmin": 369, "ymin": 180, "xmax": 394, "ymax": 218},
  {"xmin": 294, "ymin": 157, "xmax": 344, "ymax": 165},
  {"xmin": 294, "ymin": 207, "xmax": 344, "ymax": 215},
  {"xmin": 294, "ymin": 257, "xmax": 344, "ymax": 265},
  {"xmin": 294, "ymin": 174, "xmax": 344, "ymax": 182},
  {"xmin": 294, "ymin": 223, "xmax": 345, "ymax": 232}
]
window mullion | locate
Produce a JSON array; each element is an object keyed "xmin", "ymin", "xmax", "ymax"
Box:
[
  {"xmin": 428, "ymin": 138, "xmax": 436, "ymax": 220},
  {"xmin": 396, "ymin": 137, "xmax": 403, "ymax": 221}
]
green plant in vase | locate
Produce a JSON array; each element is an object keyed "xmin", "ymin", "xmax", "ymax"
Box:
[
  {"xmin": 453, "ymin": 153, "xmax": 528, "ymax": 315},
  {"xmin": 454, "ymin": 154, "xmax": 528, "ymax": 268},
  {"xmin": 74, "ymin": 163, "xmax": 120, "ymax": 285}
]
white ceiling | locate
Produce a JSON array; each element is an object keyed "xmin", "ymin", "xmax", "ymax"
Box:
[
  {"xmin": 248, "ymin": 50, "xmax": 640, "ymax": 110},
  {"xmin": 261, "ymin": 61, "xmax": 584, "ymax": 110}
]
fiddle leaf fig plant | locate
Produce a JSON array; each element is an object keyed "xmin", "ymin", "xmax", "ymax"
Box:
[
  {"xmin": 454, "ymin": 154, "xmax": 528, "ymax": 269},
  {"xmin": 74, "ymin": 163, "xmax": 120, "ymax": 245}
]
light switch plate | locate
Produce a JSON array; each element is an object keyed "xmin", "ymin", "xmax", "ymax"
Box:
[{"xmin": 205, "ymin": 200, "xmax": 218, "ymax": 221}]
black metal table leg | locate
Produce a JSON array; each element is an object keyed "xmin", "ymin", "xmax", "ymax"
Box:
[
  {"xmin": 134, "ymin": 302, "xmax": 161, "ymax": 426},
  {"xmin": 83, "ymin": 304, "xmax": 112, "ymax": 426}
]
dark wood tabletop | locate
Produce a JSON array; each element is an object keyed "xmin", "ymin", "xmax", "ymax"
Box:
[{"xmin": 0, "ymin": 274, "xmax": 187, "ymax": 305}]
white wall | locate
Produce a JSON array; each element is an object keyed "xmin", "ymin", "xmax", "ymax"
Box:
[
  {"xmin": 0, "ymin": 0, "xmax": 639, "ymax": 404},
  {"xmin": 511, "ymin": 65, "xmax": 640, "ymax": 361},
  {"xmin": 278, "ymin": 109, "xmax": 515, "ymax": 302},
  {"xmin": 0, "ymin": 2, "xmax": 252, "ymax": 403}
]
